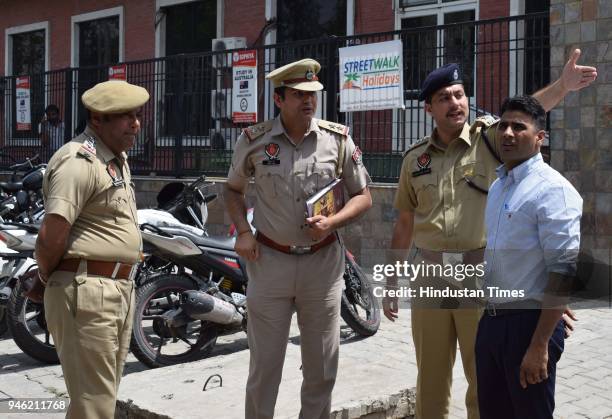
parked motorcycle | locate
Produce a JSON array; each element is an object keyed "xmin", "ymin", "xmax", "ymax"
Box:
[{"xmin": 130, "ymin": 176, "xmax": 380, "ymax": 368}]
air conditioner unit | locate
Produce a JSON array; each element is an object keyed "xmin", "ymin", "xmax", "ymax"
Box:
[
  {"xmin": 211, "ymin": 89, "xmax": 232, "ymax": 120},
  {"xmin": 211, "ymin": 37, "xmax": 247, "ymax": 68}
]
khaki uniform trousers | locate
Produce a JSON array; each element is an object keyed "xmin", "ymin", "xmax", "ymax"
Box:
[
  {"xmin": 410, "ymin": 254, "xmax": 482, "ymax": 419},
  {"xmin": 245, "ymin": 241, "xmax": 344, "ymax": 419},
  {"xmin": 44, "ymin": 260, "xmax": 135, "ymax": 419}
]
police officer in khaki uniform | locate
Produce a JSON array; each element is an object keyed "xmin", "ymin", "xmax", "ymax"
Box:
[
  {"xmin": 35, "ymin": 80, "xmax": 149, "ymax": 419},
  {"xmin": 225, "ymin": 58, "xmax": 372, "ymax": 419},
  {"xmin": 383, "ymin": 49, "xmax": 597, "ymax": 419}
]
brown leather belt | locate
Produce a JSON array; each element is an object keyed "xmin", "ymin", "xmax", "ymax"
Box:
[
  {"xmin": 419, "ymin": 248, "xmax": 485, "ymax": 265},
  {"xmin": 55, "ymin": 259, "xmax": 134, "ymax": 280},
  {"xmin": 256, "ymin": 232, "xmax": 337, "ymax": 255}
]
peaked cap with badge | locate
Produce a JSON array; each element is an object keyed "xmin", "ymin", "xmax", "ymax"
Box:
[
  {"xmin": 266, "ymin": 58, "xmax": 324, "ymax": 92},
  {"xmin": 82, "ymin": 80, "xmax": 150, "ymax": 113},
  {"xmin": 418, "ymin": 63, "xmax": 463, "ymax": 101}
]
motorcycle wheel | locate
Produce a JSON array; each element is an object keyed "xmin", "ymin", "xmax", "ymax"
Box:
[
  {"xmin": 0, "ymin": 307, "xmax": 8, "ymax": 337},
  {"xmin": 340, "ymin": 253, "xmax": 381, "ymax": 337},
  {"xmin": 130, "ymin": 274, "xmax": 218, "ymax": 368},
  {"xmin": 7, "ymin": 281, "xmax": 59, "ymax": 364}
]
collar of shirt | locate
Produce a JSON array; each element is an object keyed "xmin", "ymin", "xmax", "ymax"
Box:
[
  {"xmin": 495, "ymin": 153, "xmax": 544, "ymax": 184},
  {"xmin": 269, "ymin": 116, "xmax": 319, "ymax": 145},
  {"xmin": 428, "ymin": 122, "xmax": 471, "ymax": 151},
  {"xmin": 84, "ymin": 126, "xmax": 128, "ymax": 163}
]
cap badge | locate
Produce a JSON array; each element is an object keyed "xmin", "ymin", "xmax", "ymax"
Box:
[
  {"xmin": 305, "ymin": 70, "xmax": 315, "ymax": 81},
  {"xmin": 453, "ymin": 69, "xmax": 459, "ymax": 80}
]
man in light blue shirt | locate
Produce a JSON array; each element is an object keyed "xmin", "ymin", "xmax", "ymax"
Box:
[{"xmin": 476, "ymin": 95, "xmax": 582, "ymax": 419}]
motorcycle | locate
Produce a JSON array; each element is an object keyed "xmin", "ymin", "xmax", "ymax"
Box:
[{"xmin": 130, "ymin": 176, "xmax": 380, "ymax": 368}]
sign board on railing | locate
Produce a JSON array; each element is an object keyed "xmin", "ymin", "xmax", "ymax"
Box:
[
  {"xmin": 109, "ymin": 64, "xmax": 127, "ymax": 81},
  {"xmin": 339, "ymin": 40, "xmax": 404, "ymax": 112},
  {"xmin": 232, "ymin": 50, "xmax": 257, "ymax": 124},
  {"xmin": 16, "ymin": 76, "xmax": 31, "ymax": 131}
]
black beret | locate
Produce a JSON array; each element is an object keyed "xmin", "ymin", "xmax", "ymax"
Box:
[{"xmin": 418, "ymin": 63, "xmax": 463, "ymax": 101}]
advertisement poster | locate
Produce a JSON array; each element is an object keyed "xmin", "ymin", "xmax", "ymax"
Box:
[
  {"xmin": 108, "ymin": 64, "xmax": 127, "ymax": 81},
  {"xmin": 339, "ymin": 40, "xmax": 404, "ymax": 112},
  {"xmin": 15, "ymin": 76, "xmax": 31, "ymax": 131},
  {"xmin": 232, "ymin": 50, "xmax": 257, "ymax": 123}
]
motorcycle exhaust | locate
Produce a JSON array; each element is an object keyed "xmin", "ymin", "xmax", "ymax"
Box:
[{"xmin": 180, "ymin": 290, "xmax": 243, "ymax": 326}]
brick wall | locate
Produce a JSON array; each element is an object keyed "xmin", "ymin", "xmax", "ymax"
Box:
[
  {"xmin": 224, "ymin": 0, "xmax": 266, "ymax": 46},
  {"xmin": 354, "ymin": 0, "xmax": 393, "ymax": 34},
  {"xmin": 0, "ymin": 0, "xmax": 155, "ymax": 75},
  {"xmin": 548, "ymin": 0, "xmax": 612, "ymax": 251}
]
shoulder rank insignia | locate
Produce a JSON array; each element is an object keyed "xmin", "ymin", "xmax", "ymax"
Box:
[
  {"xmin": 470, "ymin": 114, "xmax": 500, "ymax": 134},
  {"xmin": 352, "ymin": 146, "xmax": 362, "ymax": 165},
  {"xmin": 317, "ymin": 119, "xmax": 349, "ymax": 137},
  {"xmin": 403, "ymin": 138, "xmax": 428, "ymax": 158},
  {"xmin": 243, "ymin": 120, "xmax": 273, "ymax": 143},
  {"xmin": 76, "ymin": 135, "xmax": 97, "ymax": 161}
]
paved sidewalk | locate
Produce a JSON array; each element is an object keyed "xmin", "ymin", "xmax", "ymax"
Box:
[{"xmin": 0, "ymin": 308, "xmax": 610, "ymax": 418}]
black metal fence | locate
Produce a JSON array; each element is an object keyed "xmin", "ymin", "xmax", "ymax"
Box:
[{"xmin": 0, "ymin": 12, "xmax": 549, "ymax": 182}]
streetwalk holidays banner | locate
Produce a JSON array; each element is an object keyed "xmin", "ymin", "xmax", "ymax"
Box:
[
  {"xmin": 232, "ymin": 50, "xmax": 257, "ymax": 124},
  {"xmin": 339, "ymin": 40, "xmax": 404, "ymax": 112}
]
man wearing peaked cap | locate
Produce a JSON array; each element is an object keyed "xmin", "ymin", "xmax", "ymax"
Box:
[
  {"xmin": 384, "ymin": 50, "xmax": 597, "ymax": 419},
  {"xmin": 225, "ymin": 58, "xmax": 372, "ymax": 418},
  {"xmin": 34, "ymin": 79, "xmax": 149, "ymax": 419}
]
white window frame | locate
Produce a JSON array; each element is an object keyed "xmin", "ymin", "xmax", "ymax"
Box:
[
  {"xmin": 153, "ymin": 0, "xmax": 223, "ymax": 147},
  {"xmin": 71, "ymin": 6, "xmax": 124, "ymax": 67},
  {"xmin": 264, "ymin": 0, "xmax": 354, "ymax": 120},
  {"xmin": 4, "ymin": 21, "xmax": 49, "ymax": 76},
  {"xmin": 4, "ymin": 21, "xmax": 50, "ymax": 146},
  {"xmin": 393, "ymin": 0, "xmax": 477, "ymax": 151},
  {"xmin": 154, "ymin": 0, "xmax": 224, "ymax": 58}
]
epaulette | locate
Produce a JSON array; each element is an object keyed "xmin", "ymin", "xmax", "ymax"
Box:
[
  {"xmin": 243, "ymin": 120, "xmax": 273, "ymax": 143},
  {"xmin": 403, "ymin": 138, "xmax": 428, "ymax": 158},
  {"xmin": 470, "ymin": 114, "xmax": 499, "ymax": 134},
  {"xmin": 317, "ymin": 119, "xmax": 349, "ymax": 138},
  {"xmin": 76, "ymin": 135, "xmax": 96, "ymax": 162}
]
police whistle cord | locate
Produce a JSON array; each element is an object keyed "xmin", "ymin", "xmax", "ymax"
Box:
[{"xmin": 203, "ymin": 374, "xmax": 223, "ymax": 391}]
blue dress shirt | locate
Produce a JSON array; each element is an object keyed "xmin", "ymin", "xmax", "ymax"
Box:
[{"xmin": 484, "ymin": 153, "xmax": 582, "ymax": 303}]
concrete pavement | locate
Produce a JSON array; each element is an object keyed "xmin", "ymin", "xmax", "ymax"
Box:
[{"xmin": 0, "ymin": 308, "xmax": 611, "ymax": 418}]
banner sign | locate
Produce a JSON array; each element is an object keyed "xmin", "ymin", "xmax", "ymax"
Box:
[
  {"xmin": 109, "ymin": 64, "xmax": 127, "ymax": 81},
  {"xmin": 232, "ymin": 50, "xmax": 257, "ymax": 123},
  {"xmin": 339, "ymin": 40, "xmax": 404, "ymax": 112},
  {"xmin": 15, "ymin": 76, "xmax": 31, "ymax": 131}
]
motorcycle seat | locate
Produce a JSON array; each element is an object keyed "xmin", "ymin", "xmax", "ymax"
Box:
[
  {"xmin": 159, "ymin": 227, "xmax": 236, "ymax": 251},
  {"xmin": 0, "ymin": 182, "xmax": 23, "ymax": 192}
]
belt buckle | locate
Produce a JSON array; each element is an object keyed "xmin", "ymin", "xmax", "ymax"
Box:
[
  {"xmin": 289, "ymin": 245, "xmax": 311, "ymax": 255},
  {"xmin": 485, "ymin": 302, "xmax": 497, "ymax": 316},
  {"xmin": 442, "ymin": 252, "xmax": 463, "ymax": 266}
]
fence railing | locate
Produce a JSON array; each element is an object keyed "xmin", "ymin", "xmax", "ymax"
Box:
[{"xmin": 0, "ymin": 12, "xmax": 549, "ymax": 182}]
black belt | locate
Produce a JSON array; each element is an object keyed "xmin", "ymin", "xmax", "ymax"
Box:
[{"xmin": 484, "ymin": 300, "xmax": 541, "ymax": 317}]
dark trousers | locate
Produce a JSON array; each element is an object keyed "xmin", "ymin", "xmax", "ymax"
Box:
[{"xmin": 475, "ymin": 310, "xmax": 565, "ymax": 419}]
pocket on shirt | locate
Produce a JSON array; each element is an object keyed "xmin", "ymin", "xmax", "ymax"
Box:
[
  {"xmin": 107, "ymin": 187, "xmax": 132, "ymax": 225},
  {"xmin": 307, "ymin": 162, "xmax": 336, "ymax": 196},
  {"xmin": 255, "ymin": 164, "xmax": 287, "ymax": 198},
  {"xmin": 411, "ymin": 172, "xmax": 438, "ymax": 211},
  {"xmin": 454, "ymin": 162, "xmax": 488, "ymax": 191}
]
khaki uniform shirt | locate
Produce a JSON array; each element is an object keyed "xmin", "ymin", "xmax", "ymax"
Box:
[
  {"xmin": 43, "ymin": 126, "xmax": 141, "ymax": 263},
  {"xmin": 394, "ymin": 118, "xmax": 500, "ymax": 252},
  {"xmin": 228, "ymin": 116, "xmax": 371, "ymax": 246}
]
